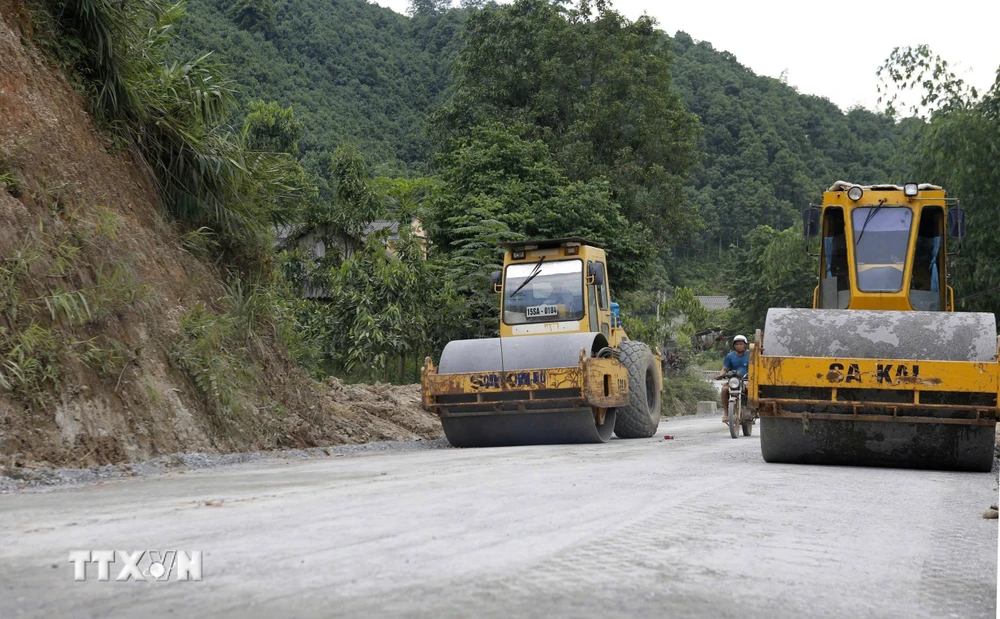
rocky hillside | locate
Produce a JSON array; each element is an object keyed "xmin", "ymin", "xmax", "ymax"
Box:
[{"xmin": 0, "ymin": 2, "xmax": 441, "ymax": 469}]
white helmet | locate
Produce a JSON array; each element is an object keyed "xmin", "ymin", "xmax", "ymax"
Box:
[{"xmin": 733, "ymin": 335, "xmax": 748, "ymax": 344}]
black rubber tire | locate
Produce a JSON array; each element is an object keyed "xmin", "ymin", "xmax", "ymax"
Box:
[
  {"xmin": 742, "ymin": 421, "xmax": 753, "ymax": 437},
  {"xmin": 728, "ymin": 401, "xmax": 739, "ymax": 439},
  {"xmin": 613, "ymin": 341, "xmax": 662, "ymax": 438}
]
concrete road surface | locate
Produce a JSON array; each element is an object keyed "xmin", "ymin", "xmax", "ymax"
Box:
[{"xmin": 1, "ymin": 415, "xmax": 997, "ymax": 618}]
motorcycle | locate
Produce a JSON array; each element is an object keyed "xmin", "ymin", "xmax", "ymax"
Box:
[{"xmin": 724, "ymin": 370, "xmax": 756, "ymax": 439}]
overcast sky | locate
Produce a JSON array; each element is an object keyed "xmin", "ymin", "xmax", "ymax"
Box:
[{"xmin": 373, "ymin": 0, "xmax": 1000, "ymax": 113}]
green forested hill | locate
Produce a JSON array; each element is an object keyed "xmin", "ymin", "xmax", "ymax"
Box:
[
  {"xmin": 174, "ymin": 0, "xmax": 910, "ymax": 275},
  {"xmin": 669, "ymin": 32, "xmax": 914, "ymax": 258},
  {"xmin": 175, "ymin": 0, "xmax": 906, "ymax": 219},
  {"xmin": 173, "ymin": 0, "xmax": 464, "ymax": 172}
]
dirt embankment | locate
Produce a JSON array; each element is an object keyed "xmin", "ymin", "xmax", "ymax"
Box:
[
  {"xmin": 0, "ymin": 6, "xmax": 442, "ymax": 471},
  {"xmin": 321, "ymin": 378, "xmax": 442, "ymax": 441}
]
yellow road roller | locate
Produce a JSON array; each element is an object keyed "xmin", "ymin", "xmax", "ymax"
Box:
[
  {"xmin": 749, "ymin": 182, "xmax": 999, "ymax": 471},
  {"xmin": 421, "ymin": 238, "xmax": 663, "ymax": 447}
]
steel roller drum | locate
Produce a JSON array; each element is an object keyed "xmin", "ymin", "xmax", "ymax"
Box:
[
  {"xmin": 759, "ymin": 416, "xmax": 995, "ymax": 471},
  {"xmin": 759, "ymin": 308, "xmax": 997, "ymax": 471},
  {"xmin": 437, "ymin": 333, "xmax": 616, "ymax": 447},
  {"xmin": 438, "ymin": 332, "xmax": 610, "ymax": 373},
  {"xmin": 762, "ymin": 308, "xmax": 996, "ymax": 361}
]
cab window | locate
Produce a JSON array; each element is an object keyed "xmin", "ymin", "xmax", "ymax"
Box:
[
  {"xmin": 851, "ymin": 207, "xmax": 912, "ymax": 293},
  {"xmin": 502, "ymin": 259, "xmax": 585, "ymax": 324}
]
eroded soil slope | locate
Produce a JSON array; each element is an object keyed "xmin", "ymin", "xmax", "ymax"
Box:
[{"xmin": 0, "ymin": 5, "xmax": 442, "ymax": 469}]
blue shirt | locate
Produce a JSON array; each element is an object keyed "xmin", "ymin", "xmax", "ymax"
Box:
[{"xmin": 724, "ymin": 351, "xmax": 749, "ymax": 377}]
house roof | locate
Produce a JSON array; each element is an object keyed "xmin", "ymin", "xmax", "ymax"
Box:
[
  {"xmin": 696, "ymin": 295, "xmax": 730, "ymax": 310},
  {"xmin": 363, "ymin": 220, "xmax": 400, "ymax": 238},
  {"xmin": 273, "ymin": 224, "xmax": 301, "ymax": 248},
  {"xmin": 274, "ymin": 220, "xmax": 400, "ymax": 247}
]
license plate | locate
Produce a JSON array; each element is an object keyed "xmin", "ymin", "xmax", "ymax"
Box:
[{"xmin": 526, "ymin": 304, "xmax": 559, "ymax": 318}]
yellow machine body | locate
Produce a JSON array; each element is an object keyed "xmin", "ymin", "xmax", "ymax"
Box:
[{"xmin": 809, "ymin": 184, "xmax": 953, "ymax": 311}]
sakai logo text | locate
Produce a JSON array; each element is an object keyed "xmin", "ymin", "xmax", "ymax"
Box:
[
  {"xmin": 828, "ymin": 363, "xmax": 920, "ymax": 384},
  {"xmin": 68, "ymin": 550, "xmax": 202, "ymax": 582},
  {"xmin": 470, "ymin": 370, "xmax": 547, "ymax": 389}
]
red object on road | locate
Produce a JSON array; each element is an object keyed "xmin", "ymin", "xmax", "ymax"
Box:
[{"xmin": 663, "ymin": 435, "xmax": 674, "ymax": 440}]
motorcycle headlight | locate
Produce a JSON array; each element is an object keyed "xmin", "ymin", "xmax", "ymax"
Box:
[{"xmin": 728, "ymin": 377, "xmax": 742, "ymax": 390}]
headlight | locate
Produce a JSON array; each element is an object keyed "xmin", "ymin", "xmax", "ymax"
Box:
[
  {"xmin": 847, "ymin": 186, "xmax": 864, "ymax": 201},
  {"xmin": 903, "ymin": 182, "xmax": 918, "ymax": 197},
  {"xmin": 728, "ymin": 377, "xmax": 742, "ymax": 390}
]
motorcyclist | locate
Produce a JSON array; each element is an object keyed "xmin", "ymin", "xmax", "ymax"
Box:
[{"xmin": 715, "ymin": 335, "xmax": 749, "ymax": 423}]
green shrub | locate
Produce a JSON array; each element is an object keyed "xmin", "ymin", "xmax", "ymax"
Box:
[
  {"xmin": 0, "ymin": 323, "xmax": 62, "ymax": 407},
  {"xmin": 169, "ymin": 303, "xmax": 245, "ymax": 419},
  {"xmin": 661, "ymin": 370, "xmax": 717, "ymax": 417}
]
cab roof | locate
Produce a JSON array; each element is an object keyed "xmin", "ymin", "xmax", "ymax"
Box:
[
  {"xmin": 827, "ymin": 180, "xmax": 943, "ymax": 192},
  {"xmin": 500, "ymin": 237, "xmax": 604, "ymax": 251}
]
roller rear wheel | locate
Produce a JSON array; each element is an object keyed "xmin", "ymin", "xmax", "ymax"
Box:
[{"xmin": 614, "ymin": 341, "xmax": 662, "ymax": 439}]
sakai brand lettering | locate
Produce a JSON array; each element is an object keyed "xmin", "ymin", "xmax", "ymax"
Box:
[
  {"xmin": 828, "ymin": 363, "xmax": 920, "ymax": 384},
  {"xmin": 505, "ymin": 370, "xmax": 547, "ymax": 388},
  {"xmin": 69, "ymin": 550, "xmax": 203, "ymax": 582},
  {"xmin": 828, "ymin": 363, "xmax": 862, "ymax": 383},
  {"xmin": 470, "ymin": 372, "xmax": 503, "ymax": 389},
  {"xmin": 469, "ymin": 371, "xmax": 547, "ymax": 389}
]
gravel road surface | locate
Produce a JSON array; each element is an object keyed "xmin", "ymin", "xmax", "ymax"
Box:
[{"xmin": 1, "ymin": 414, "xmax": 997, "ymax": 618}]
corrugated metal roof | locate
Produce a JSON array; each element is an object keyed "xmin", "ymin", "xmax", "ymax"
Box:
[{"xmin": 363, "ymin": 220, "xmax": 400, "ymax": 237}]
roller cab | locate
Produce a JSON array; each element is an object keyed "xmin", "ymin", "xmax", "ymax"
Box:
[
  {"xmin": 750, "ymin": 183, "xmax": 998, "ymax": 471},
  {"xmin": 421, "ymin": 238, "xmax": 662, "ymax": 447}
]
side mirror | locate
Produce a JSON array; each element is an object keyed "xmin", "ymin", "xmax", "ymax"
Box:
[
  {"xmin": 948, "ymin": 208, "xmax": 966, "ymax": 239},
  {"xmin": 803, "ymin": 206, "xmax": 821, "ymax": 238},
  {"xmin": 587, "ymin": 262, "xmax": 606, "ymax": 287},
  {"xmin": 489, "ymin": 270, "xmax": 502, "ymax": 293}
]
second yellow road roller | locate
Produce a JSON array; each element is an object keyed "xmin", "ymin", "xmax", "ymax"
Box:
[{"xmin": 421, "ymin": 238, "xmax": 663, "ymax": 447}]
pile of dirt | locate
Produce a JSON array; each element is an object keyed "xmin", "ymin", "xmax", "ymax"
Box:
[
  {"xmin": 271, "ymin": 379, "xmax": 443, "ymax": 452},
  {"xmin": 0, "ymin": 7, "xmax": 441, "ymax": 469},
  {"xmin": 322, "ymin": 378, "xmax": 443, "ymax": 441}
]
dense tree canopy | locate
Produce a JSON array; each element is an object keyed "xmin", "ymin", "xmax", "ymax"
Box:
[
  {"xmin": 433, "ymin": 0, "xmax": 701, "ymax": 243},
  {"xmin": 726, "ymin": 225, "xmax": 816, "ymax": 337},
  {"xmin": 878, "ymin": 45, "xmax": 1000, "ymax": 314},
  {"xmin": 173, "ymin": 0, "xmax": 465, "ymax": 172},
  {"xmin": 428, "ymin": 123, "xmax": 653, "ymax": 291},
  {"xmin": 243, "ymin": 100, "xmax": 303, "ymax": 155}
]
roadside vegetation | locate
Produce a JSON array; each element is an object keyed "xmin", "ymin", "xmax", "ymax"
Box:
[{"xmin": 8, "ymin": 0, "xmax": 997, "ymax": 426}]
